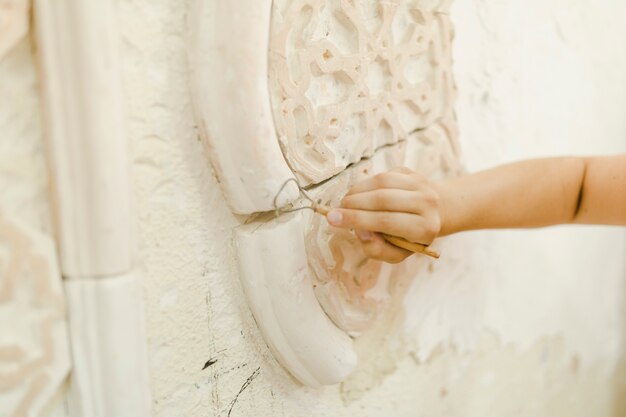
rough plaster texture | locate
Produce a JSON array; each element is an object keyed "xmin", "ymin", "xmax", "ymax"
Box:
[{"xmin": 0, "ymin": 0, "xmax": 625, "ymax": 416}]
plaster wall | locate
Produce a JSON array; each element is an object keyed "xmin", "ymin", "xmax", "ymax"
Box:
[{"xmin": 1, "ymin": 0, "xmax": 625, "ymax": 416}]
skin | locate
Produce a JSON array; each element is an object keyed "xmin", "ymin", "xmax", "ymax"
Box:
[{"xmin": 325, "ymin": 154, "xmax": 626, "ymax": 264}]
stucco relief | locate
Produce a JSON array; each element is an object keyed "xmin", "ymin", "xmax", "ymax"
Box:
[
  {"xmin": 270, "ymin": 0, "xmax": 456, "ymax": 184},
  {"xmin": 0, "ymin": 211, "xmax": 70, "ymax": 416},
  {"xmin": 190, "ymin": 0, "xmax": 460, "ymax": 387},
  {"xmin": 0, "ymin": 0, "xmax": 29, "ymax": 61}
]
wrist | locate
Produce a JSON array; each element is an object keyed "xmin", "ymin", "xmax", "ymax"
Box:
[{"xmin": 432, "ymin": 180, "xmax": 458, "ymax": 236}]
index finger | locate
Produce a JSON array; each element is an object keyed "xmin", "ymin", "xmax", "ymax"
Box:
[{"xmin": 346, "ymin": 172, "xmax": 418, "ymax": 196}]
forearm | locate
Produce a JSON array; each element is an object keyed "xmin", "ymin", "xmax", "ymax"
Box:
[
  {"xmin": 436, "ymin": 157, "xmax": 587, "ymax": 235},
  {"xmin": 329, "ymin": 154, "xmax": 625, "ymax": 264}
]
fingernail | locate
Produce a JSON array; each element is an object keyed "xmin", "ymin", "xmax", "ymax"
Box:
[
  {"xmin": 356, "ymin": 230, "xmax": 373, "ymax": 241},
  {"xmin": 327, "ymin": 210, "xmax": 342, "ymax": 226}
]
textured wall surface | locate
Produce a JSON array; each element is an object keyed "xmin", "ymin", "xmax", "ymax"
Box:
[
  {"xmin": 0, "ymin": 0, "xmax": 625, "ymax": 416},
  {"xmin": 0, "ymin": 37, "xmax": 72, "ymax": 417},
  {"xmin": 452, "ymin": 0, "xmax": 626, "ymax": 366}
]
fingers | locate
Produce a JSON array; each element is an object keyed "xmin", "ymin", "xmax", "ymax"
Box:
[
  {"xmin": 346, "ymin": 171, "xmax": 426, "ymax": 196},
  {"xmin": 325, "ymin": 167, "xmax": 440, "ymax": 263},
  {"xmin": 341, "ymin": 188, "xmax": 439, "ymax": 214},
  {"xmin": 354, "ymin": 231, "xmax": 413, "ymax": 264},
  {"xmin": 326, "ymin": 208, "xmax": 439, "ymax": 244}
]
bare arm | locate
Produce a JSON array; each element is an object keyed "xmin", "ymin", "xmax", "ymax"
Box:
[
  {"xmin": 438, "ymin": 155, "xmax": 626, "ymax": 235},
  {"xmin": 573, "ymin": 155, "xmax": 626, "ymax": 225},
  {"xmin": 325, "ymin": 154, "xmax": 626, "ymax": 263}
]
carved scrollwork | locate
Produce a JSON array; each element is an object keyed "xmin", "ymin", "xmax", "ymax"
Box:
[{"xmin": 270, "ymin": 0, "xmax": 456, "ymax": 184}]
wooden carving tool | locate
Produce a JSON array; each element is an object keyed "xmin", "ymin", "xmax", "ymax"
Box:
[{"xmin": 313, "ymin": 204, "xmax": 440, "ymax": 259}]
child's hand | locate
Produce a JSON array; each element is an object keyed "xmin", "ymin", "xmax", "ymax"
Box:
[{"xmin": 325, "ymin": 167, "xmax": 442, "ymax": 263}]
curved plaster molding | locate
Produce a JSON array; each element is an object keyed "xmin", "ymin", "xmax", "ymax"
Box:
[
  {"xmin": 34, "ymin": 1, "xmax": 151, "ymax": 416},
  {"xmin": 0, "ymin": 0, "xmax": 29, "ymax": 61},
  {"xmin": 236, "ymin": 213, "xmax": 357, "ymax": 387},
  {"xmin": 188, "ymin": 0, "xmax": 300, "ymax": 215},
  {"xmin": 64, "ymin": 274, "xmax": 151, "ymax": 417}
]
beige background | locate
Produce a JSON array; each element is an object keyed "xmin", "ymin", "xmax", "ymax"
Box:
[{"xmin": 1, "ymin": 0, "xmax": 625, "ymax": 416}]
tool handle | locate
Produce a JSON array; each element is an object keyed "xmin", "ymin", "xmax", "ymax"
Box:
[{"xmin": 381, "ymin": 234, "xmax": 440, "ymax": 259}]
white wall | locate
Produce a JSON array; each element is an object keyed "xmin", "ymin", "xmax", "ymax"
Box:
[
  {"xmin": 1, "ymin": 0, "xmax": 625, "ymax": 416},
  {"xmin": 452, "ymin": 0, "xmax": 626, "ymax": 363}
]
